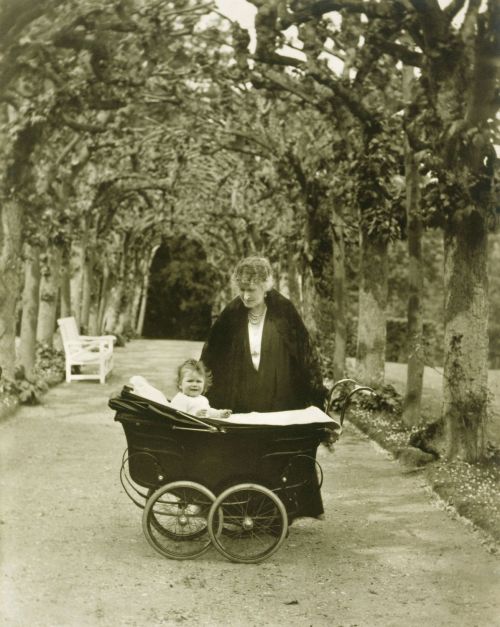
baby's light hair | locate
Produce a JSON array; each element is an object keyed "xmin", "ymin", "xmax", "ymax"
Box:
[
  {"xmin": 176, "ymin": 359, "xmax": 213, "ymax": 393},
  {"xmin": 232, "ymin": 256, "xmax": 274, "ymax": 291}
]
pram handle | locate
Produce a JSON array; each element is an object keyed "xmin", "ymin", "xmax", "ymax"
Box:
[
  {"xmin": 339, "ymin": 386, "xmax": 375, "ymax": 425},
  {"xmin": 325, "ymin": 379, "xmax": 376, "ymax": 426}
]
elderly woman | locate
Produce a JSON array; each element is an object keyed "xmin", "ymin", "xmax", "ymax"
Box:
[
  {"xmin": 200, "ymin": 256, "xmax": 327, "ymax": 414},
  {"xmin": 201, "ymin": 257, "xmax": 328, "ymax": 521}
]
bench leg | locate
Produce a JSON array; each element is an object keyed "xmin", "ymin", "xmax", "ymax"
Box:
[{"xmin": 99, "ymin": 358, "xmax": 106, "ymax": 384}]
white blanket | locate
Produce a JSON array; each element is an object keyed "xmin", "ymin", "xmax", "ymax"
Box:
[
  {"xmin": 128, "ymin": 376, "xmax": 169, "ymax": 406},
  {"xmin": 221, "ymin": 406, "xmax": 340, "ymax": 428}
]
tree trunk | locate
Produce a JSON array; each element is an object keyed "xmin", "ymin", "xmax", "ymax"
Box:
[
  {"xmin": 356, "ymin": 229, "xmax": 388, "ymax": 387},
  {"xmin": 0, "ymin": 199, "xmax": 24, "ymax": 378},
  {"xmin": 59, "ymin": 248, "xmax": 71, "ymax": 319},
  {"xmin": 87, "ymin": 308, "xmax": 98, "ymax": 335},
  {"xmin": 115, "ymin": 270, "xmax": 132, "ymax": 336},
  {"xmin": 70, "ymin": 236, "xmax": 87, "ymax": 329},
  {"xmin": 136, "ymin": 245, "xmax": 159, "ymax": 335},
  {"xmin": 0, "ymin": 115, "xmax": 41, "ymax": 377},
  {"xmin": 36, "ymin": 245, "xmax": 62, "ymax": 346},
  {"xmin": 278, "ymin": 251, "xmax": 300, "ymax": 303},
  {"xmin": 87, "ymin": 263, "xmax": 101, "ymax": 335},
  {"xmin": 130, "ymin": 282, "xmax": 143, "ymax": 334},
  {"xmin": 331, "ymin": 213, "xmax": 347, "ymax": 382},
  {"xmin": 286, "ymin": 249, "xmax": 301, "ymax": 308},
  {"xmin": 300, "ymin": 263, "xmax": 318, "ymax": 336},
  {"xmin": 80, "ymin": 252, "xmax": 94, "ymax": 334},
  {"xmin": 402, "ymin": 138, "xmax": 424, "ymax": 426},
  {"xmin": 102, "ymin": 279, "xmax": 124, "ymax": 334},
  {"xmin": 96, "ymin": 265, "xmax": 110, "ymax": 334},
  {"xmin": 116, "ymin": 298, "xmax": 132, "ymax": 336},
  {"xmin": 18, "ymin": 244, "xmax": 41, "ymax": 380},
  {"xmin": 85, "ymin": 267, "xmax": 101, "ymax": 335},
  {"xmin": 136, "ymin": 276, "xmax": 149, "ymax": 336},
  {"xmin": 442, "ymin": 213, "xmax": 489, "ymax": 461}
]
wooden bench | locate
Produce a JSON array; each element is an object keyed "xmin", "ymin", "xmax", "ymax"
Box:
[{"xmin": 57, "ymin": 317, "xmax": 116, "ymax": 384}]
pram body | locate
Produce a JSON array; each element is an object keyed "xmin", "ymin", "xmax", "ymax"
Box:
[{"xmin": 109, "ymin": 383, "xmax": 361, "ymax": 563}]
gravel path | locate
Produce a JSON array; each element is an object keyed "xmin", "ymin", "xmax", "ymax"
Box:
[{"xmin": 1, "ymin": 340, "xmax": 498, "ymax": 627}]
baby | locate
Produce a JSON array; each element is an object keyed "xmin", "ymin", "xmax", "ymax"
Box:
[{"xmin": 170, "ymin": 359, "xmax": 231, "ymax": 419}]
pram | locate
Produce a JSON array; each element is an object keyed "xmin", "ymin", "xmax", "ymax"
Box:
[{"xmin": 109, "ymin": 379, "xmax": 371, "ymax": 563}]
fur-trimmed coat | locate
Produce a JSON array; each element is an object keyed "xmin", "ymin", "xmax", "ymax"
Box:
[{"xmin": 200, "ymin": 289, "xmax": 327, "ymax": 413}]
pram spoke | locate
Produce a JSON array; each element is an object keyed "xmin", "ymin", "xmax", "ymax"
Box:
[
  {"xmin": 208, "ymin": 484, "xmax": 288, "ymax": 564},
  {"xmin": 142, "ymin": 481, "xmax": 220, "ymax": 560}
]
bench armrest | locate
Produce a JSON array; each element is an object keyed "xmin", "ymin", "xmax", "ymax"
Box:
[
  {"xmin": 79, "ymin": 334, "xmax": 117, "ymax": 343},
  {"xmin": 65, "ymin": 339, "xmax": 113, "ymax": 352}
]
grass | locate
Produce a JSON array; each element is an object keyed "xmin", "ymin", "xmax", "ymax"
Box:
[
  {"xmin": 384, "ymin": 362, "xmax": 500, "ymax": 448},
  {"xmin": 339, "ymin": 362, "xmax": 500, "ymax": 548}
]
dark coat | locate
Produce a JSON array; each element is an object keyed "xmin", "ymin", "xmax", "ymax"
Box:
[{"xmin": 200, "ymin": 289, "xmax": 327, "ymax": 413}]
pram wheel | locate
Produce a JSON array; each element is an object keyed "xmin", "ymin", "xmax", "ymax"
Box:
[
  {"xmin": 142, "ymin": 481, "xmax": 218, "ymax": 560},
  {"xmin": 207, "ymin": 483, "xmax": 288, "ymax": 564},
  {"xmin": 145, "ymin": 488, "xmax": 206, "ymax": 541}
]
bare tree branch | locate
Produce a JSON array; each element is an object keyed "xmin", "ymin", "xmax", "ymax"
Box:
[
  {"xmin": 370, "ymin": 38, "xmax": 423, "ymax": 66},
  {"xmin": 260, "ymin": 69, "xmax": 321, "ymax": 108},
  {"xmin": 61, "ymin": 115, "xmax": 107, "ymax": 134},
  {"xmin": 309, "ymin": 70, "xmax": 380, "ymax": 130},
  {"xmin": 55, "ymin": 135, "xmax": 81, "ymax": 166},
  {"xmin": 254, "ymin": 50, "xmax": 303, "ymax": 68},
  {"xmin": 218, "ymin": 129, "xmax": 275, "ymax": 154},
  {"xmin": 408, "ymin": 0, "xmax": 448, "ymax": 46}
]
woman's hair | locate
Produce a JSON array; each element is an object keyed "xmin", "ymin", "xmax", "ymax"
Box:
[
  {"xmin": 176, "ymin": 359, "xmax": 213, "ymax": 392},
  {"xmin": 232, "ymin": 256, "xmax": 274, "ymax": 291}
]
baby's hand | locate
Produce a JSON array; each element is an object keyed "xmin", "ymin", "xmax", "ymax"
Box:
[
  {"xmin": 220, "ymin": 409, "xmax": 232, "ymax": 419},
  {"xmin": 196, "ymin": 409, "xmax": 208, "ymax": 417}
]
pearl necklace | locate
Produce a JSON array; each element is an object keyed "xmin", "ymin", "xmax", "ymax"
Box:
[{"xmin": 248, "ymin": 307, "xmax": 266, "ymax": 325}]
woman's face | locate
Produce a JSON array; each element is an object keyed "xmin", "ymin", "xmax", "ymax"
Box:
[{"xmin": 238, "ymin": 282, "xmax": 266, "ymax": 309}]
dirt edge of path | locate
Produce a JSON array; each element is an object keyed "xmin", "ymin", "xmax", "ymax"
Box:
[{"xmin": 346, "ymin": 416, "xmax": 500, "ymax": 554}]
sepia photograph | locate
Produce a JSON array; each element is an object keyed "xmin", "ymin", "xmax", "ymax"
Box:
[{"xmin": 0, "ymin": 0, "xmax": 499, "ymax": 625}]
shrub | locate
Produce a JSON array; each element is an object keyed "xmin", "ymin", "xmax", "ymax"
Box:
[
  {"xmin": 109, "ymin": 333, "xmax": 127, "ymax": 347},
  {"xmin": 34, "ymin": 343, "xmax": 65, "ymax": 383},
  {"xmin": 356, "ymin": 383, "xmax": 403, "ymax": 414},
  {"xmin": 1, "ymin": 366, "xmax": 48, "ymax": 405}
]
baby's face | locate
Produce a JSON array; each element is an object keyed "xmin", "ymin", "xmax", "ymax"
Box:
[{"xmin": 180, "ymin": 370, "xmax": 205, "ymax": 397}]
